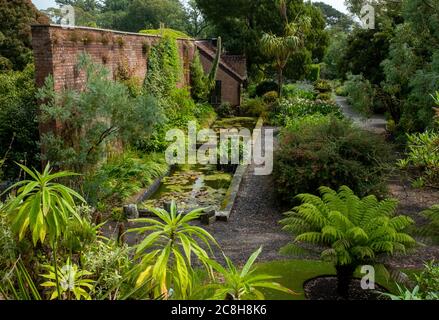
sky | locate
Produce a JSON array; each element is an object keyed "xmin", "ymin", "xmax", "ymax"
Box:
[{"xmin": 32, "ymin": 0, "xmax": 349, "ymax": 14}]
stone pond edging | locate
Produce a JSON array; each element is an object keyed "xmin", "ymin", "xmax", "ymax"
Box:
[
  {"xmin": 216, "ymin": 116, "xmax": 264, "ymax": 222},
  {"xmin": 123, "ymin": 116, "xmax": 264, "ymax": 224}
]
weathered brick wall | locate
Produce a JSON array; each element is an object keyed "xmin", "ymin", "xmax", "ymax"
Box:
[
  {"xmin": 199, "ymin": 50, "xmax": 242, "ymax": 106},
  {"xmin": 31, "ymin": 25, "xmax": 196, "ymax": 92}
]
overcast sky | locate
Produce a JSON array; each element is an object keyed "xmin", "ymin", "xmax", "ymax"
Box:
[{"xmin": 32, "ymin": 0, "xmax": 349, "ymax": 14}]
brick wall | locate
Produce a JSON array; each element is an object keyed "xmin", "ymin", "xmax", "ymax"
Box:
[
  {"xmin": 199, "ymin": 50, "xmax": 242, "ymax": 106},
  {"xmin": 31, "ymin": 25, "xmax": 196, "ymax": 92}
]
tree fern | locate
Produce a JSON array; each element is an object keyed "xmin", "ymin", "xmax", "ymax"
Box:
[{"xmin": 280, "ymin": 185, "xmax": 417, "ymax": 297}]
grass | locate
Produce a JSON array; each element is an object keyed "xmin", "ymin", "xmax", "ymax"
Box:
[{"xmin": 254, "ymin": 260, "xmax": 408, "ymax": 300}]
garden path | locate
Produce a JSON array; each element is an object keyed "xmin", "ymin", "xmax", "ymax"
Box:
[
  {"xmin": 337, "ymin": 96, "xmax": 439, "ymax": 268},
  {"xmin": 203, "ymin": 126, "xmax": 292, "ymax": 264},
  {"xmin": 335, "ymin": 96, "xmax": 386, "ymax": 134}
]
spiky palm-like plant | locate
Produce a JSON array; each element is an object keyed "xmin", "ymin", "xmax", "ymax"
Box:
[
  {"xmin": 128, "ymin": 201, "xmax": 217, "ymax": 299},
  {"xmin": 204, "ymin": 247, "xmax": 296, "ymax": 300},
  {"xmin": 280, "ymin": 186, "xmax": 416, "ymax": 297}
]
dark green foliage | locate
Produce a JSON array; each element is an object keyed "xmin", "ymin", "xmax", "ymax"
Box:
[
  {"xmin": 189, "ymin": 37, "xmax": 222, "ymax": 103},
  {"xmin": 0, "ymin": 64, "xmax": 40, "ymax": 178},
  {"xmin": 0, "ymin": 0, "xmax": 49, "ymax": 71},
  {"xmin": 83, "ymin": 151, "xmax": 168, "ymax": 209},
  {"xmin": 240, "ymin": 97, "xmax": 269, "ymax": 118},
  {"xmin": 215, "ymin": 102, "xmax": 235, "ymax": 118},
  {"xmin": 145, "ymin": 35, "xmax": 182, "ymax": 99},
  {"xmin": 306, "ymin": 64, "xmax": 320, "ymax": 82},
  {"xmin": 196, "ymin": 0, "xmax": 328, "ymax": 79},
  {"xmin": 274, "ymin": 117, "xmax": 392, "ymax": 204},
  {"xmin": 344, "ymin": 74, "xmax": 375, "ymax": 116},
  {"xmin": 312, "ymin": 2, "xmax": 355, "ymax": 31},
  {"xmin": 190, "ymin": 51, "xmax": 208, "ymax": 102},
  {"xmin": 255, "ymin": 80, "xmax": 279, "ymax": 97}
]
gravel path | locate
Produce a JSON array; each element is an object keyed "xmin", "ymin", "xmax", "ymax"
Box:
[
  {"xmin": 335, "ymin": 96, "xmax": 386, "ymax": 134},
  {"xmin": 337, "ymin": 96, "xmax": 439, "ymax": 268},
  {"xmin": 203, "ymin": 126, "xmax": 291, "ymax": 264}
]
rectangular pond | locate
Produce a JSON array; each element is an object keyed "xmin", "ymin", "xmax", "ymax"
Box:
[{"xmin": 138, "ymin": 117, "xmax": 258, "ymax": 214}]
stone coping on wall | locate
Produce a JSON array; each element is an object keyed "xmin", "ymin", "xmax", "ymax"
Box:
[{"xmin": 31, "ymin": 24, "xmax": 193, "ymax": 41}]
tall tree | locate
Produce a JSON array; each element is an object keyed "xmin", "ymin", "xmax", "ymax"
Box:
[
  {"xmin": 0, "ymin": 0, "xmax": 49, "ymax": 71},
  {"xmin": 312, "ymin": 1, "xmax": 354, "ymax": 31},
  {"xmin": 118, "ymin": 0, "xmax": 188, "ymax": 32},
  {"xmin": 196, "ymin": 0, "xmax": 328, "ymax": 79},
  {"xmin": 261, "ymin": 1, "xmax": 310, "ymax": 96}
]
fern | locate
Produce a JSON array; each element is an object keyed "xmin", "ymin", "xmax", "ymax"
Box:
[{"xmin": 280, "ymin": 185, "xmax": 417, "ymax": 297}]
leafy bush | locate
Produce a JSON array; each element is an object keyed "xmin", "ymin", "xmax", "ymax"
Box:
[
  {"xmin": 316, "ymin": 93, "xmax": 332, "ymax": 101},
  {"xmin": 415, "ymin": 261, "xmax": 439, "ymax": 300},
  {"xmin": 280, "ymin": 185, "xmax": 416, "ymax": 297},
  {"xmin": 271, "ymin": 98, "xmax": 343, "ymax": 127},
  {"xmin": 83, "ymin": 151, "xmax": 168, "ymax": 209},
  {"xmin": 398, "ymin": 131, "xmax": 439, "ymax": 187},
  {"xmin": 254, "ymin": 80, "xmax": 279, "ymax": 97},
  {"xmin": 38, "ymin": 54, "xmax": 163, "ymax": 173},
  {"xmin": 240, "ymin": 97, "xmax": 269, "ymax": 118},
  {"xmin": 314, "ymin": 79, "xmax": 332, "ymax": 93},
  {"xmin": 282, "ymin": 83, "xmax": 316, "ymax": 100},
  {"xmin": 344, "ymin": 74, "xmax": 374, "ymax": 116},
  {"xmin": 0, "ymin": 64, "xmax": 40, "ymax": 178},
  {"xmin": 418, "ymin": 205, "xmax": 439, "ymax": 244},
  {"xmin": 335, "ymin": 85, "xmax": 348, "ymax": 96},
  {"xmin": 384, "ymin": 261, "xmax": 439, "ymax": 300},
  {"xmin": 306, "ymin": 64, "xmax": 321, "ymax": 82},
  {"xmin": 81, "ymin": 240, "xmax": 131, "ymax": 300},
  {"xmin": 216, "ymin": 102, "xmax": 235, "ymax": 118},
  {"xmin": 262, "ymin": 91, "xmax": 279, "ymax": 104},
  {"xmin": 0, "ymin": 210, "xmax": 18, "ymax": 282},
  {"xmin": 274, "ymin": 117, "xmax": 392, "ymax": 203}
]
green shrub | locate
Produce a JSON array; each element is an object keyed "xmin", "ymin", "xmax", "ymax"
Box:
[
  {"xmin": 335, "ymin": 85, "xmax": 348, "ymax": 96},
  {"xmin": 271, "ymin": 98, "xmax": 343, "ymax": 127},
  {"xmin": 344, "ymin": 74, "xmax": 374, "ymax": 116},
  {"xmin": 282, "ymin": 83, "xmax": 316, "ymax": 100},
  {"xmin": 216, "ymin": 102, "xmax": 235, "ymax": 118},
  {"xmin": 314, "ymin": 79, "xmax": 332, "ymax": 93},
  {"xmin": 274, "ymin": 117, "xmax": 392, "ymax": 204},
  {"xmin": 254, "ymin": 80, "xmax": 279, "ymax": 97},
  {"xmin": 306, "ymin": 64, "xmax": 321, "ymax": 82},
  {"xmin": 398, "ymin": 131, "xmax": 439, "ymax": 187},
  {"xmin": 38, "ymin": 54, "xmax": 163, "ymax": 173},
  {"xmin": 0, "ymin": 64, "xmax": 39, "ymax": 178},
  {"xmin": 262, "ymin": 91, "xmax": 279, "ymax": 104},
  {"xmin": 240, "ymin": 97, "xmax": 268, "ymax": 118},
  {"xmin": 83, "ymin": 151, "xmax": 168, "ymax": 209},
  {"xmin": 316, "ymin": 93, "xmax": 332, "ymax": 101}
]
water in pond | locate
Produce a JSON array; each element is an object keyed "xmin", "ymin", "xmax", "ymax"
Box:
[
  {"xmin": 140, "ymin": 164, "xmax": 232, "ymax": 212},
  {"xmin": 139, "ymin": 117, "xmax": 257, "ymax": 213}
]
